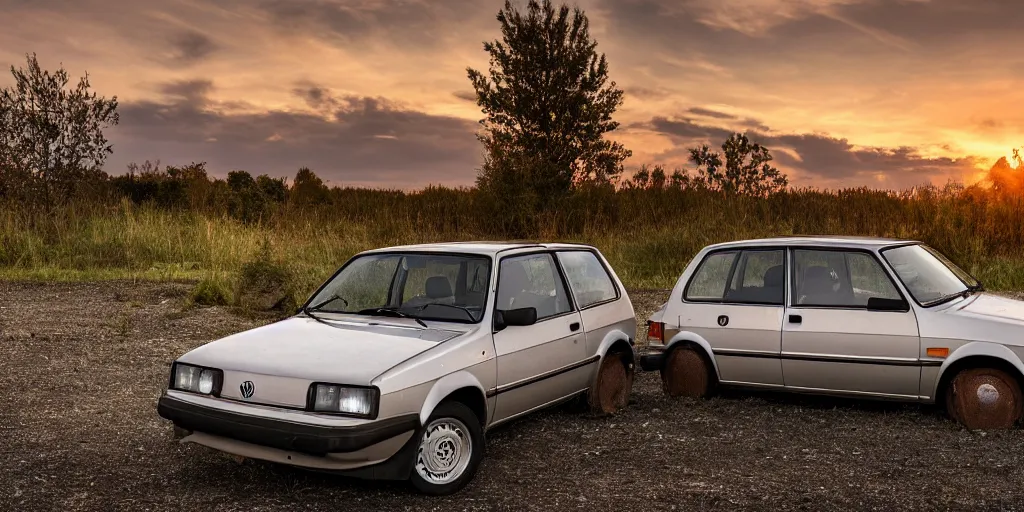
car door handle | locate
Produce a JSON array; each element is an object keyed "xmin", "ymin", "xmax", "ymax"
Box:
[
  {"xmin": 789, "ymin": 314, "xmax": 802, "ymax": 324},
  {"xmin": 570, "ymin": 322, "xmax": 580, "ymax": 332}
]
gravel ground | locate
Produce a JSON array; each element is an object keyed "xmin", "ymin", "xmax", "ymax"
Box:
[{"xmin": 3, "ymin": 281, "xmax": 1024, "ymax": 511}]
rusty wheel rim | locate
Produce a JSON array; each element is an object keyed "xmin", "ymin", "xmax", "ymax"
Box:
[
  {"xmin": 950, "ymin": 368, "xmax": 1022, "ymax": 430},
  {"xmin": 662, "ymin": 348, "xmax": 709, "ymax": 398},
  {"xmin": 594, "ymin": 354, "xmax": 629, "ymax": 414}
]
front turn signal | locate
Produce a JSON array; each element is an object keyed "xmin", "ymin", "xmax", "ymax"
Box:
[{"xmin": 926, "ymin": 347, "xmax": 949, "ymax": 358}]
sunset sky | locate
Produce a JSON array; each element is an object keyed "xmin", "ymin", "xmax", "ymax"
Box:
[{"xmin": 1, "ymin": 0, "xmax": 1021, "ymax": 190}]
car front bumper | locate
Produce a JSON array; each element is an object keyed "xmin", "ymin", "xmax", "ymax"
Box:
[{"xmin": 157, "ymin": 392, "xmax": 421, "ymax": 479}]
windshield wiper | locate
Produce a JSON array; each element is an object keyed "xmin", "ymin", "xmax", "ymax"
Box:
[
  {"xmin": 925, "ymin": 288, "xmax": 975, "ymax": 307},
  {"xmin": 356, "ymin": 307, "xmax": 428, "ymax": 328},
  {"xmin": 410, "ymin": 303, "xmax": 477, "ymax": 321},
  {"xmin": 307, "ymin": 294, "xmax": 349, "ymax": 313}
]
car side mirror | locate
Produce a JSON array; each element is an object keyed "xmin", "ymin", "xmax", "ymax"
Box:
[
  {"xmin": 867, "ymin": 297, "xmax": 909, "ymax": 312},
  {"xmin": 494, "ymin": 307, "xmax": 537, "ymax": 331}
]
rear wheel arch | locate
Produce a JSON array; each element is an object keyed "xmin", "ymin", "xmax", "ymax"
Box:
[
  {"xmin": 665, "ymin": 334, "xmax": 720, "ymax": 381},
  {"xmin": 588, "ymin": 339, "xmax": 635, "ymax": 415},
  {"xmin": 604, "ymin": 338, "xmax": 635, "ymax": 368}
]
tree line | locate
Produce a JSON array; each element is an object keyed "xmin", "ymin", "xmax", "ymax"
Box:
[
  {"xmin": 0, "ymin": 1, "xmax": 794, "ymax": 231},
  {"xmin": 2, "ymin": 0, "xmax": 1019, "ymax": 239}
]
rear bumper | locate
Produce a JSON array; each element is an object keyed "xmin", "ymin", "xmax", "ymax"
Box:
[
  {"xmin": 157, "ymin": 394, "xmax": 419, "ymax": 456},
  {"xmin": 638, "ymin": 347, "xmax": 666, "ymax": 372}
]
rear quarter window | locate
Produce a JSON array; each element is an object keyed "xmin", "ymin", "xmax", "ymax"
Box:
[
  {"xmin": 684, "ymin": 251, "xmax": 737, "ymax": 301},
  {"xmin": 556, "ymin": 250, "xmax": 618, "ymax": 308}
]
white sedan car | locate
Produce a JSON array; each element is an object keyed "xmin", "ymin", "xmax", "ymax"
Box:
[
  {"xmin": 640, "ymin": 236, "xmax": 1024, "ymax": 430},
  {"xmin": 158, "ymin": 242, "xmax": 637, "ymax": 495}
]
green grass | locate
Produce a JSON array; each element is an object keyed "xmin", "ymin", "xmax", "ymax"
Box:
[{"xmin": 5, "ymin": 185, "xmax": 1024, "ymax": 303}]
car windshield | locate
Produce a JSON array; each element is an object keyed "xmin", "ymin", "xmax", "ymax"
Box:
[
  {"xmin": 306, "ymin": 252, "xmax": 491, "ymax": 323},
  {"xmin": 880, "ymin": 244, "xmax": 979, "ymax": 306}
]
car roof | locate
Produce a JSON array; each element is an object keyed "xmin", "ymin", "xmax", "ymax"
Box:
[
  {"xmin": 358, "ymin": 241, "xmax": 598, "ymax": 257},
  {"xmin": 704, "ymin": 235, "xmax": 918, "ymax": 251}
]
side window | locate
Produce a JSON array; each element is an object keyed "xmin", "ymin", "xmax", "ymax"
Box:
[
  {"xmin": 846, "ymin": 252, "xmax": 902, "ymax": 304},
  {"xmin": 792, "ymin": 250, "xmax": 901, "ymax": 307},
  {"xmin": 556, "ymin": 251, "xmax": 617, "ymax": 308},
  {"xmin": 496, "ymin": 253, "xmax": 572, "ymax": 320},
  {"xmin": 684, "ymin": 251, "xmax": 737, "ymax": 301},
  {"xmin": 724, "ymin": 250, "xmax": 785, "ymax": 305}
]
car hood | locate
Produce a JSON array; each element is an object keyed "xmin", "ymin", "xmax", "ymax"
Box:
[
  {"xmin": 178, "ymin": 315, "xmax": 467, "ymax": 385},
  {"xmin": 948, "ymin": 293, "xmax": 1024, "ymax": 326}
]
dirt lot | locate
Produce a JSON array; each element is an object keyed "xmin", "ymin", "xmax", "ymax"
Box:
[{"xmin": 3, "ymin": 281, "xmax": 1024, "ymax": 511}]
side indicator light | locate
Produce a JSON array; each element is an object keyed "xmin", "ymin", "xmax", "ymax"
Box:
[{"xmin": 926, "ymin": 347, "xmax": 949, "ymax": 358}]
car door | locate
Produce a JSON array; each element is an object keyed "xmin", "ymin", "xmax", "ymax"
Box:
[
  {"xmin": 491, "ymin": 252, "xmax": 587, "ymax": 424},
  {"xmin": 782, "ymin": 248, "xmax": 921, "ymax": 398},
  {"xmin": 681, "ymin": 248, "xmax": 785, "ymax": 387}
]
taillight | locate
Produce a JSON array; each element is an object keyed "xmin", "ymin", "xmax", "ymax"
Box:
[{"xmin": 647, "ymin": 321, "xmax": 664, "ymax": 343}]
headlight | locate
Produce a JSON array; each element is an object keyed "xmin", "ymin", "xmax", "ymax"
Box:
[
  {"xmin": 309, "ymin": 383, "xmax": 378, "ymax": 418},
  {"xmin": 170, "ymin": 362, "xmax": 223, "ymax": 396}
]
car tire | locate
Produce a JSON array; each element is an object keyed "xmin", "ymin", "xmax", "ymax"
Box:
[
  {"xmin": 587, "ymin": 351, "xmax": 634, "ymax": 415},
  {"xmin": 661, "ymin": 346, "xmax": 713, "ymax": 398},
  {"xmin": 409, "ymin": 401, "xmax": 485, "ymax": 496},
  {"xmin": 946, "ymin": 367, "xmax": 1023, "ymax": 430}
]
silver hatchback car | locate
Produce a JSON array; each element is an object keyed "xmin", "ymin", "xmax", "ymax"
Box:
[
  {"xmin": 641, "ymin": 236, "xmax": 1024, "ymax": 430},
  {"xmin": 157, "ymin": 242, "xmax": 637, "ymax": 495}
]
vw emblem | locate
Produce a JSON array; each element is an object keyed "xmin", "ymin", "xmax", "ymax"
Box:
[
  {"xmin": 717, "ymin": 315, "xmax": 729, "ymax": 327},
  {"xmin": 239, "ymin": 380, "xmax": 255, "ymax": 399}
]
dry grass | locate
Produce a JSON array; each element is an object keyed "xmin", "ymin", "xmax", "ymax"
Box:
[{"xmin": 4, "ymin": 184, "xmax": 1024, "ymax": 302}]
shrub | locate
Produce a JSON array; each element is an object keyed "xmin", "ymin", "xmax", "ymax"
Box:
[
  {"xmin": 235, "ymin": 239, "xmax": 297, "ymax": 313},
  {"xmin": 186, "ymin": 278, "xmax": 231, "ymax": 308}
]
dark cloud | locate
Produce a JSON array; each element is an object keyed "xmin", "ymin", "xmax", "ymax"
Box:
[
  {"xmin": 160, "ymin": 79, "xmax": 215, "ymax": 103},
  {"xmin": 167, "ymin": 30, "xmax": 218, "ymax": 66},
  {"xmin": 646, "ymin": 116, "xmax": 734, "ymax": 141},
  {"xmin": 740, "ymin": 118, "xmax": 771, "ymax": 132},
  {"xmin": 839, "ymin": 0, "xmax": 1020, "ymax": 45},
  {"xmin": 639, "ymin": 114, "xmax": 979, "ymax": 186},
  {"xmin": 452, "ymin": 90, "xmax": 477, "ymax": 102},
  {"xmin": 624, "ymin": 86, "xmax": 674, "ymax": 100},
  {"xmin": 258, "ymin": 0, "xmax": 493, "ymax": 46},
  {"xmin": 687, "ymin": 107, "xmax": 735, "ymax": 119},
  {"xmin": 595, "ymin": 0, "xmax": 1024, "ymax": 81},
  {"xmin": 109, "ymin": 80, "xmax": 481, "ymax": 186}
]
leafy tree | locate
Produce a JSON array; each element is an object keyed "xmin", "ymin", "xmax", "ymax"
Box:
[
  {"xmin": 256, "ymin": 174, "xmax": 288, "ymax": 203},
  {"xmin": 626, "ymin": 165, "xmax": 651, "ymax": 189},
  {"xmin": 474, "ymin": 144, "xmax": 543, "ymax": 237},
  {"xmin": 669, "ymin": 169, "xmax": 689, "ymax": 189},
  {"xmin": 227, "ymin": 170, "xmax": 256, "ymax": 192},
  {"xmin": 166, "ymin": 161, "xmax": 215, "ymax": 209},
  {"xmin": 689, "ymin": 133, "xmax": 788, "ymax": 196},
  {"xmin": 468, "ymin": 0, "xmax": 631, "ymax": 206},
  {"xmin": 650, "ymin": 165, "xmax": 667, "ymax": 189},
  {"xmin": 0, "ymin": 53, "xmax": 119, "ymax": 207},
  {"xmin": 623, "ymin": 164, "xmax": 668, "ymax": 190},
  {"xmin": 290, "ymin": 167, "xmax": 329, "ymax": 207},
  {"xmin": 224, "ymin": 170, "xmax": 268, "ymax": 223},
  {"xmin": 987, "ymin": 150, "xmax": 1024, "ymax": 197}
]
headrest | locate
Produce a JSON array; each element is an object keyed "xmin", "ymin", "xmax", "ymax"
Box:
[
  {"xmin": 763, "ymin": 265, "xmax": 784, "ymax": 287},
  {"xmin": 425, "ymin": 276, "xmax": 453, "ymax": 299},
  {"xmin": 802, "ymin": 266, "xmax": 835, "ymax": 296},
  {"xmin": 501, "ymin": 262, "xmax": 529, "ymax": 290}
]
